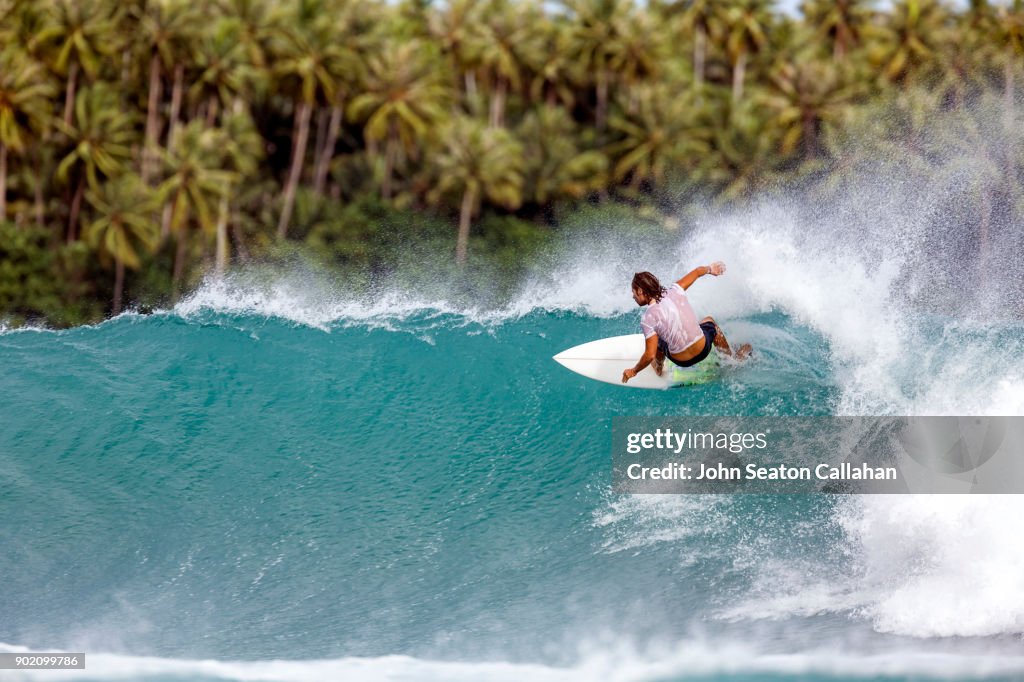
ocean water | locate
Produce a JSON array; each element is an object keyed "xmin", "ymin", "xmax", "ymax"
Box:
[{"xmin": 2, "ymin": 202, "xmax": 1024, "ymax": 681}]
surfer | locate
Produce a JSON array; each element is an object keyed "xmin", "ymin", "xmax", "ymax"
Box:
[{"xmin": 622, "ymin": 264, "xmax": 751, "ymax": 384}]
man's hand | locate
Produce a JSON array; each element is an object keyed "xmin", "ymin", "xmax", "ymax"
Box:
[
  {"xmin": 622, "ymin": 368, "xmax": 638, "ymax": 383},
  {"xmin": 678, "ymin": 263, "xmax": 724, "ymax": 289}
]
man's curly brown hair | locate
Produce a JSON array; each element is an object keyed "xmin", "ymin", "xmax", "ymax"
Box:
[{"xmin": 631, "ymin": 272, "xmax": 667, "ymax": 302}]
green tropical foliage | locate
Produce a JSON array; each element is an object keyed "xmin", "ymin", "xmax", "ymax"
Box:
[
  {"xmin": 0, "ymin": 47, "xmax": 55, "ymax": 220},
  {"xmin": 0, "ymin": 0, "xmax": 1020, "ymax": 325},
  {"xmin": 428, "ymin": 115, "xmax": 524, "ymax": 264},
  {"xmin": 84, "ymin": 173, "xmax": 159, "ymax": 314},
  {"xmin": 55, "ymin": 84, "xmax": 136, "ymax": 242}
]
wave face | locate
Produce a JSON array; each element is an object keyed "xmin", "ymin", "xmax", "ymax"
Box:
[{"xmin": 3, "ymin": 189, "xmax": 1024, "ymax": 681}]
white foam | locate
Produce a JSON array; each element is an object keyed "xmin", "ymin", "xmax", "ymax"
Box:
[
  {"xmin": 173, "ymin": 274, "xmax": 471, "ymax": 331},
  {"xmin": 568, "ymin": 197, "xmax": 1024, "ymax": 639},
  {"xmin": 593, "ymin": 495, "xmax": 732, "ymax": 556},
  {"xmin": 4, "ymin": 641, "xmax": 1024, "ymax": 682},
  {"xmin": 833, "ymin": 495, "xmax": 1024, "ymax": 638}
]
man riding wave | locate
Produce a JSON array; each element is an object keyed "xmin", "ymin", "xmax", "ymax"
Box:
[{"xmin": 622, "ymin": 263, "xmax": 751, "ymax": 384}]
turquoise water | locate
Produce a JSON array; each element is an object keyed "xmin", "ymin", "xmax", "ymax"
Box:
[{"xmin": 3, "ymin": 210, "xmax": 1024, "ymax": 681}]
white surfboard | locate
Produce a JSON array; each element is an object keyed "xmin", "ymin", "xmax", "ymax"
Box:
[{"xmin": 553, "ymin": 334, "xmax": 720, "ymax": 389}]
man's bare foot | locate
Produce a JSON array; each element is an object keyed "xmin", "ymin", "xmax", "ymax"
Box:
[{"xmin": 736, "ymin": 343, "xmax": 753, "ymax": 361}]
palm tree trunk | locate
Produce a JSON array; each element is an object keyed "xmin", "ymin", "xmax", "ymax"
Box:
[
  {"xmin": 732, "ymin": 49, "xmax": 747, "ymax": 104},
  {"xmin": 490, "ymin": 77, "xmax": 507, "ymax": 128},
  {"xmin": 835, "ymin": 23, "xmax": 849, "ymax": 61},
  {"xmin": 160, "ymin": 203, "xmax": 173, "ymax": 240},
  {"xmin": 167, "ymin": 63, "xmax": 185, "ymax": 146},
  {"xmin": 143, "ymin": 55, "xmax": 162, "ymax": 184},
  {"xmin": 169, "ymin": 188, "xmax": 188, "ymax": 298},
  {"xmin": 277, "ymin": 100, "xmax": 312, "ymax": 239},
  {"xmin": 804, "ymin": 112, "xmax": 817, "ymax": 158},
  {"xmin": 596, "ymin": 69, "xmax": 609, "ymax": 131},
  {"xmin": 173, "ymin": 228, "xmax": 187, "ymax": 300},
  {"xmin": 113, "ymin": 257, "xmax": 125, "ymax": 315},
  {"xmin": 216, "ymin": 192, "xmax": 230, "ymax": 275},
  {"xmin": 232, "ymin": 221, "xmax": 250, "ymax": 263},
  {"xmin": 694, "ymin": 27, "xmax": 706, "ymax": 92},
  {"xmin": 120, "ymin": 48, "xmax": 132, "ymax": 109},
  {"xmin": 163, "ymin": 186, "xmax": 184, "ymax": 245},
  {"xmin": 205, "ymin": 95, "xmax": 219, "ymax": 128},
  {"xmin": 0, "ymin": 143, "xmax": 7, "ymax": 223},
  {"xmin": 63, "ymin": 62, "xmax": 79, "ymax": 126},
  {"xmin": 158, "ymin": 67, "xmax": 184, "ymax": 244},
  {"xmin": 67, "ymin": 176, "xmax": 84, "ymax": 243},
  {"xmin": 312, "ymin": 107, "xmax": 329, "ymax": 181},
  {"xmin": 455, "ymin": 184, "xmax": 477, "ymax": 265},
  {"xmin": 314, "ymin": 101, "xmax": 343, "ymax": 195},
  {"xmin": 382, "ymin": 120, "xmax": 399, "ymax": 200}
]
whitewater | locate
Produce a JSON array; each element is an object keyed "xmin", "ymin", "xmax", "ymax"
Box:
[{"xmin": 3, "ymin": 172, "xmax": 1024, "ymax": 680}]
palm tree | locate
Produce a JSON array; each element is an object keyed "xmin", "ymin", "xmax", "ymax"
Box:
[
  {"xmin": 84, "ymin": 173, "xmax": 159, "ymax": 314},
  {"xmin": 157, "ymin": 120, "xmax": 237, "ymax": 293},
  {"xmin": 427, "ymin": 0, "xmax": 485, "ymax": 99},
  {"xmin": 189, "ymin": 18, "xmax": 261, "ymax": 128},
  {"xmin": 994, "ymin": 0, "xmax": 1024, "ymax": 111},
  {"xmin": 565, "ymin": 0, "xmax": 634, "ymax": 131},
  {"xmin": 271, "ymin": 1, "xmax": 349, "ymax": 238},
  {"xmin": 694, "ymin": 100, "xmax": 787, "ymax": 201},
  {"xmin": 348, "ymin": 39, "xmax": 450, "ymax": 203},
  {"xmin": 761, "ymin": 55, "xmax": 862, "ymax": 158},
  {"xmin": 609, "ymin": 6, "xmax": 666, "ymax": 112},
  {"xmin": 865, "ymin": 0, "xmax": 953, "ymax": 87},
  {"xmin": 713, "ymin": 0, "xmax": 772, "ymax": 104},
  {"xmin": 33, "ymin": 0, "xmax": 122, "ymax": 126},
  {"xmin": 310, "ymin": 0, "xmax": 368, "ymax": 196},
  {"xmin": 213, "ymin": 107, "xmax": 263, "ymax": 274},
  {"xmin": 56, "ymin": 84, "xmax": 136, "ymax": 242},
  {"xmin": 0, "ymin": 48, "xmax": 55, "ymax": 222},
  {"xmin": 525, "ymin": 16, "xmax": 580, "ymax": 108},
  {"xmin": 2, "ymin": 1, "xmax": 45, "ymax": 59},
  {"xmin": 427, "ymin": 115, "xmax": 524, "ymax": 264},
  {"xmin": 135, "ymin": 0, "xmax": 200, "ymax": 183},
  {"xmin": 516, "ymin": 105, "xmax": 607, "ymax": 204},
  {"xmin": 800, "ymin": 0, "xmax": 871, "ymax": 60},
  {"xmin": 679, "ymin": 0, "xmax": 716, "ymax": 92},
  {"xmin": 215, "ymin": 0, "xmax": 278, "ymax": 69},
  {"xmin": 607, "ymin": 83, "xmax": 709, "ymax": 187},
  {"xmin": 468, "ymin": 0, "xmax": 542, "ymax": 128}
]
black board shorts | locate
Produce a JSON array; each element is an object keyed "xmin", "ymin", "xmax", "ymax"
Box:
[{"xmin": 657, "ymin": 321, "xmax": 717, "ymax": 368}]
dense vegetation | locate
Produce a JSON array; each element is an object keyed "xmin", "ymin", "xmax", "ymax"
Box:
[{"xmin": 0, "ymin": 0, "xmax": 1022, "ymax": 325}]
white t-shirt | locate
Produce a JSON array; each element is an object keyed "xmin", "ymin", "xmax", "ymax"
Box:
[{"xmin": 640, "ymin": 283, "xmax": 703, "ymax": 354}]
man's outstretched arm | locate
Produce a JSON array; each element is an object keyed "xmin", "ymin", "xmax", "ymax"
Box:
[{"xmin": 676, "ymin": 261, "xmax": 725, "ymax": 290}]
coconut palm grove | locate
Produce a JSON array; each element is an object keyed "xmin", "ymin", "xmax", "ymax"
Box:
[{"xmin": 0, "ymin": 0, "xmax": 1022, "ymax": 325}]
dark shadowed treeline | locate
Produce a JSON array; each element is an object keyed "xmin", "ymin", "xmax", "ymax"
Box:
[{"xmin": 0, "ymin": 0, "xmax": 1022, "ymax": 324}]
